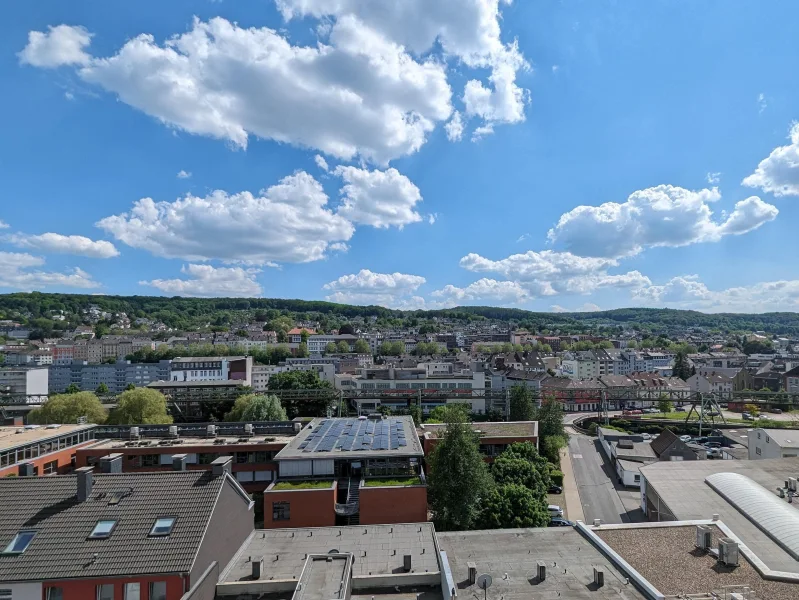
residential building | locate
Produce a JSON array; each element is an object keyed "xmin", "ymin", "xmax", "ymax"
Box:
[
  {"xmin": 264, "ymin": 416, "xmax": 426, "ymax": 528},
  {"xmin": 75, "ymin": 421, "xmax": 299, "ymax": 492},
  {"xmin": 48, "ymin": 360, "xmax": 171, "ymax": 394},
  {"xmin": 287, "ymin": 328, "xmax": 315, "ymax": 343},
  {"xmin": 748, "ymin": 428, "xmax": 799, "ymax": 459},
  {"xmin": 251, "ymin": 364, "xmax": 283, "ymax": 392},
  {"xmin": 0, "ymin": 424, "xmax": 96, "ymax": 478},
  {"xmin": 686, "ymin": 372, "xmax": 734, "ymax": 395},
  {"xmin": 0, "ymin": 466, "xmax": 254, "ymax": 600},
  {"xmin": 0, "ymin": 367, "xmax": 48, "ymax": 402},
  {"xmin": 784, "ymin": 365, "xmax": 799, "ymax": 393},
  {"xmin": 418, "ymin": 421, "xmax": 538, "ymax": 460},
  {"xmin": 169, "ymin": 355, "xmax": 252, "ymax": 386}
]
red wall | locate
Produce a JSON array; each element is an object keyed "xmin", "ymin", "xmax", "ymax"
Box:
[
  {"xmin": 263, "ymin": 484, "xmax": 336, "ymax": 528},
  {"xmin": 0, "ymin": 441, "xmax": 95, "ymax": 478},
  {"xmin": 44, "ymin": 574, "xmax": 185, "ymax": 600},
  {"xmin": 358, "ymin": 485, "xmax": 427, "ymax": 525}
]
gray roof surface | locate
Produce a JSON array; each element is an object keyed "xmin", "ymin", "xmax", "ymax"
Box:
[
  {"xmin": 641, "ymin": 458, "xmax": 799, "ymax": 572},
  {"xmin": 418, "ymin": 421, "xmax": 538, "ymax": 438},
  {"xmin": 276, "ymin": 416, "xmax": 423, "ymax": 460},
  {"xmin": 757, "ymin": 428, "xmax": 799, "ymax": 448},
  {"xmin": 0, "ymin": 471, "xmax": 232, "ymax": 581},
  {"xmin": 0, "ymin": 424, "xmax": 95, "ymax": 451},
  {"xmin": 437, "ymin": 528, "xmax": 646, "ymax": 600},
  {"xmin": 612, "ymin": 441, "xmax": 656, "ymax": 461},
  {"xmin": 220, "ymin": 523, "xmax": 439, "ymax": 583}
]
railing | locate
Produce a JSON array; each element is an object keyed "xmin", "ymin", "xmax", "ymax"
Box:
[{"xmin": 334, "ymin": 502, "xmax": 359, "ymax": 516}]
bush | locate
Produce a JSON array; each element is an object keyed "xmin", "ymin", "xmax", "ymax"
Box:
[{"xmin": 549, "ymin": 470, "xmax": 564, "ymax": 487}]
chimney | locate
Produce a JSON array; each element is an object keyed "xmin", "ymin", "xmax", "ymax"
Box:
[
  {"xmin": 76, "ymin": 466, "xmax": 94, "ymax": 502},
  {"xmin": 211, "ymin": 456, "xmax": 233, "ymax": 477},
  {"xmin": 467, "ymin": 562, "xmax": 477, "ymax": 585},
  {"xmin": 99, "ymin": 453, "xmax": 123, "ymax": 474},
  {"xmin": 18, "ymin": 462, "xmax": 35, "ymax": 477},
  {"xmin": 252, "ymin": 556, "xmax": 264, "ymax": 579},
  {"xmin": 403, "ymin": 555, "xmax": 412, "ymax": 572},
  {"xmin": 172, "ymin": 453, "xmax": 188, "ymax": 471}
]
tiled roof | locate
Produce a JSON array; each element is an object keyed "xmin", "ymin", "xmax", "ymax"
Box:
[{"xmin": 0, "ymin": 471, "xmax": 231, "ymax": 581}]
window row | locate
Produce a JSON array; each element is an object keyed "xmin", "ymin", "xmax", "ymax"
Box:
[
  {"xmin": 45, "ymin": 581, "xmax": 168, "ymax": 600},
  {"xmin": 0, "ymin": 431, "xmax": 93, "ymax": 467}
]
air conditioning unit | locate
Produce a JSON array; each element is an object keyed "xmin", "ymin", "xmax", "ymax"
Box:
[
  {"xmin": 718, "ymin": 538, "xmax": 739, "ymax": 566},
  {"xmin": 129, "ymin": 427, "xmax": 141, "ymax": 440},
  {"xmin": 789, "ymin": 477, "xmax": 797, "ymax": 492},
  {"xmin": 695, "ymin": 525, "xmax": 712, "ymax": 550},
  {"xmin": 207, "ymin": 424, "xmax": 217, "ymax": 438},
  {"xmin": 244, "ymin": 423, "xmax": 254, "ymax": 436},
  {"xmin": 168, "ymin": 425, "xmax": 179, "ymax": 438}
]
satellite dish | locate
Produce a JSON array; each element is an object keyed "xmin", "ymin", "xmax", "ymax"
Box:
[{"xmin": 476, "ymin": 574, "xmax": 492, "ymax": 590}]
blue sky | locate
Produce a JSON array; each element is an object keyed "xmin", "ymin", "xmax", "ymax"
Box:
[{"xmin": 3, "ymin": 0, "xmax": 799, "ymax": 313}]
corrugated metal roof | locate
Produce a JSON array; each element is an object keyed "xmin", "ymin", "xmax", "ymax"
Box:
[{"xmin": 706, "ymin": 471, "xmax": 799, "ymax": 559}]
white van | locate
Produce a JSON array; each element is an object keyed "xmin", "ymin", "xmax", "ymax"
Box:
[{"xmin": 548, "ymin": 505, "xmax": 564, "ymax": 518}]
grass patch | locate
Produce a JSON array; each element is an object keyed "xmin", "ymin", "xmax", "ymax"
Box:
[
  {"xmin": 272, "ymin": 480, "xmax": 332, "ymax": 490},
  {"xmin": 364, "ymin": 476, "xmax": 422, "ymax": 487}
]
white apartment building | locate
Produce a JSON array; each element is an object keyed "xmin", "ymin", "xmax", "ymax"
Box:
[
  {"xmin": 170, "ymin": 356, "xmax": 253, "ymax": 386},
  {"xmin": 252, "ymin": 364, "xmax": 285, "ymax": 392},
  {"xmin": 749, "ymin": 428, "xmax": 799, "ymax": 459},
  {"xmin": 686, "ymin": 373, "xmax": 733, "ymax": 395},
  {"xmin": 0, "ymin": 367, "xmax": 49, "ymax": 401}
]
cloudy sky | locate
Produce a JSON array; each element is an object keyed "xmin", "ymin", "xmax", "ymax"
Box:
[{"xmin": 3, "ymin": 1, "xmax": 799, "ymax": 313}]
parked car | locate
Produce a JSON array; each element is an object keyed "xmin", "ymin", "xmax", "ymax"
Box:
[
  {"xmin": 641, "ymin": 433, "xmax": 652, "ymax": 440},
  {"xmin": 705, "ymin": 442, "xmax": 721, "ymax": 448},
  {"xmin": 743, "ymin": 412, "xmax": 754, "ymax": 421},
  {"xmin": 548, "ymin": 485, "xmax": 563, "ymax": 494},
  {"xmin": 707, "ymin": 448, "xmax": 721, "ymax": 459},
  {"xmin": 679, "ymin": 435, "xmax": 692, "ymax": 443},
  {"xmin": 548, "ymin": 505, "xmax": 564, "ymax": 517},
  {"xmin": 548, "ymin": 517, "xmax": 574, "ymax": 527},
  {"xmin": 772, "ymin": 408, "xmax": 783, "ymax": 414},
  {"xmin": 675, "ymin": 406, "xmax": 686, "ymax": 412}
]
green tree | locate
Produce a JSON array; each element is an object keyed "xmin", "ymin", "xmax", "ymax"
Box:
[
  {"xmin": 540, "ymin": 435, "xmax": 567, "ymax": 464},
  {"xmin": 743, "ymin": 339, "xmax": 774, "ymax": 355},
  {"xmin": 225, "ymin": 395, "xmax": 253, "ymax": 422},
  {"xmin": 427, "ymin": 403, "xmax": 470, "ymax": 423},
  {"xmin": 535, "ymin": 396, "xmax": 565, "ymax": 440},
  {"xmin": 672, "ymin": 351, "xmax": 691, "ymax": 380},
  {"xmin": 325, "ymin": 342, "xmax": 338, "ymax": 354},
  {"xmin": 501, "ymin": 442, "xmax": 552, "ymax": 488},
  {"xmin": 65, "ymin": 383, "xmax": 80, "ymax": 394},
  {"xmin": 478, "ymin": 484, "xmax": 548, "ymax": 529},
  {"xmin": 427, "ymin": 407, "xmax": 492, "ymax": 531},
  {"xmin": 300, "ymin": 330, "xmax": 310, "ymax": 344},
  {"xmin": 378, "ymin": 341, "xmax": 403, "ymax": 356},
  {"xmin": 539, "ymin": 343, "xmax": 553, "ymax": 353},
  {"xmin": 28, "ymin": 392, "xmax": 107, "ymax": 424},
  {"xmin": 409, "ymin": 405, "xmax": 422, "ymax": 427},
  {"xmin": 657, "ymin": 395, "xmax": 673, "ymax": 415},
  {"xmin": 267, "ymin": 370, "xmax": 333, "ymax": 418},
  {"xmin": 108, "ymin": 388, "xmax": 173, "ymax": 424},
  {"xmin": 353, "ymin": 339, "xmax": 371, "ymax": 354},
  {"xmin": 124, "ymin": 383, "xmax": 136, "ymax": 391},
  {"xmin": 241, "ymin": 394, "xmax": 288, "ymax": 421},
  {"xmin": 95, "ymin": 383, "xmax": 109, "ymax": 395},
  {"xmin": 336, "ymin": 340, "xmax": 351, "ymax": 354},
  {"xmin": 509, "ymin": 385, "xmax": 536, "ymax": 421},
  {"xmin": 338, "ymin": 324, "xmax": 355, "ymax": 335},
  {"xmin": 297, "ymin": 342, "xmax": 309, "ymax": 358}
]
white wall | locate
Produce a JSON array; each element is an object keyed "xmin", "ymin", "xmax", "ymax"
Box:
[
  {"xmin": 615, "ymin": 461, "xmax": 642, "ymax": 487},
  {"xmin": 0, "ymin": 583, "xmax": 42, "ymax": 600},
  {"xmin": 25, "ymin": 368, "xmax": 49, "ymax": 396},
  {"xmin": 749, "ymin": 429, "xmax": 799, "ymax": 460}
]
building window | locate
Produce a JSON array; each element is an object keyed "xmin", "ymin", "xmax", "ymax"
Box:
[
  {"xmin": 46, "ymin": 588, "xmax": 64, "ymax": 600},
  {"xmin": 634, "ymin": 475, "xmax": 641, "ymax": 482},
  {"xmin": 89, "ymin": 519, "xmax": 118, "ymax": 539},
  {"xmin": 43, "ymin": 460, "xmax": 59, "ymax": 475},
  {"xmin": 124, "ymin": 583, "xmax": 140, "ymax": 600},
  {"xmin": 149, "ymin": 517, "xmax": 176, "ymax": 537},
  {"xmin": 3, "ymin": 530, "xmax": 36, "ymax": 554},
  {"xmin": 97, "ymin": 584, "xmax": 114, "ymax": 600},
  {"xmin": 272, "ymin": 501, "xmax": 290, "ymax": 521},
  {"xmin": 149, "ymin": 582, "xmax": 167, "ymax": 600},
  {"xmin": 756, "ymin": 447, "xmax": 762, "ymax": 456}
]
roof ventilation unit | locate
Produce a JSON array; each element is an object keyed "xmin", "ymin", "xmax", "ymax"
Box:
[
  {"xmin": 789, "ymin": 477, "xmax": 797, "ymax": 492},
  {"xmin": 617, "ymin": 440, "xmax": 634, "ymax": 449},
  {"xmin": 244, "ymin": 423, "xmax": 254, "ymax": 437},
  {"xmin": 129, "ymin": 427, "xmax": 140, "ymax": 440},
  {"xmin": 718, "ymin": 538, "xmax": 739, "ymax": 567},
  {"xmin": 168, "ymin": 425, "xmax": 179, "ymax": 439},
  {"xmin": 695, "ymin": 525, "xmax": 712, "ymax": 550},
  {"xmin": 207, "ymin": 424, "xmax": 217, "ymax": 438}
]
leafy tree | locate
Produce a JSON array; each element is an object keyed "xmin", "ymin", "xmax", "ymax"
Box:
[
  {"xmin": 241, "ymin": 394, "xmax": 288, "ymax": 421},
  {"xmin": 501, "ymin": 442, "xmax": 552, "ymax": 488},
  {"xmin": 95, "ymin": 383, "xmax": 109, "ymax": 394},
  {"xmin": 509, "ymin": 385, "xmax": 536, "ymax": 421},
  {"xmin": 427, "ymin": 406, "xmax": 492, "ymax": 531},
  {"xmin": 427, "ymin": 403, "xmax": 470, "ymax": 423},
  {"xmin": 378, "ymin": 341, "xmax": 403, "ymax": 356},
  {"xmin": 657, "ymin": 395, "xmax": 673, "ymax": 415},
  {"xmin": 338, "ymin": 324, "xmax": 355, "ymax": 335},
  {"xmin": 626, "ymin": 340, "xmax": 638, "ymax": 349},
  {"xmin": 539, "ymin": 343, "xmax": 553, "ymax": 353},
  {"xmin": 336, "ymin": 340, "xmax": 351, "ymax": 354},
  {"xmin": 124, "ymin": 383, "xmax": 136, "ymax": 391},
  {"xmin": 478, "ymin": 484, "xmax": 548, "ymax": 529},
  {"xmin": 267, "ymin": 370, "xmax": 333, "ymax": 418},
  {"xmin": 108, "ymin": 388, "xmax": 173, "ymax": 424},
  {"xmin": 225, "ymin": 395, "xmax": 253, "ymax": 421},
  {"xmin": 325, "ymin": 342, "xmax": 338, "ymax": 354},
  {"xmin": 28, "ymin": 392, "xmax": 107, "ymax": 424},
  {"xmin": 377, "ymin": 404, "xmax": 393, "ymax": 416},
  {"xmin": 744, "ymin": 403, "xmax": 759, "ymax": 417},
  {"xmin": 297, "ymin": 342, "xmax": 309, "ymax": 358},
  {"xmin": 743, "ymin": 339, "xmax": 774, "ymax": 355},
  {"xmin": 672, "ymin": 351, "xmax": 692, "ymax": 380},
  {"xmin": 64, "ymin": 383, "xmax": 80, "ymax": 394},
  {"xmin": 409, "ymin": 405, "xmax": 422, "ymax": 427},
  {"xmin": 540, "ymin": 435, "xmax": 567, "ymax": 464},
  {"xmin": 353, "ymin": 339, "xmax": 371, "ymax": 354},
  {"xmin": 276, "ymin": 330, "xmax": 288, "ymax": 343}
]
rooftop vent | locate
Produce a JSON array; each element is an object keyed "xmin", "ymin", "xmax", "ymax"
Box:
[
  {"xmin": 592, "ymin": 567, "xmax": 604, "ymax": 588},
  {"xmin": 129, "ymin": 427, "xmax": 141, "ymax": 440},
  {"xmin": 617, "ymin": 440, "xmax": 634, "ymax": 449},
  {"xmin": 167, "ymin": 425, "xmax": 179, "ymax": 439},
  {"xmin": 243, "ymin": 423, "xmax": 254, "ymax": 436},
  {"xmin": 789, "ymin": 477, "xmax": 797, "ymax": 492},
  {"xmin": 207, "ymin": 424, "xmax": 217, "ymax": 438},
  {"xmin": 252, "ymin": 556, "xmax": 264, "ymax": 580}
]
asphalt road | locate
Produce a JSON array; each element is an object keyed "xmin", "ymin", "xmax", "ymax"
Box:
[{"xmin": 567, "ymin": 432, "xmax": 643, "ymax": 525}]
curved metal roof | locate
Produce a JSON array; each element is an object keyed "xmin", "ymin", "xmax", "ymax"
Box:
[{"xmin": 706, "ymin": 471, "xmax": 799, "ymax": 559}]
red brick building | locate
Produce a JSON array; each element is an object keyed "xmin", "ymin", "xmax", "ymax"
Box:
[
  {"xmin": 418, "ymin": 421, "xmax": 538, "ymax": 461},
  {"xmin": 0, "ymin": 461, "xmax": 253, "ymax": 600},
  {"xmin": 264, "ymin": 415, "xmax": 427, "ymax": 528},
  {"xmin": 0, "ymin": 423, "xmax": 96, "ymax": 478}
]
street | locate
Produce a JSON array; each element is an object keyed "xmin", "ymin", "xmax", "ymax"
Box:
[{"xmin": 565, "ymin": 425, "xmax": 644, "ymax": 525}]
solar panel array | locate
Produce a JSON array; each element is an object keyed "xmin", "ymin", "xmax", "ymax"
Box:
[{"xmin": 298, "ymin": 418, "xmax": 409, "ymax": 453}]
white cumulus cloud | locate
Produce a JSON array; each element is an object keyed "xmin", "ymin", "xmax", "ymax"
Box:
[
  {"xmin": 97, "ymin": 171, "xmax": 354, "ymax": 265},
  {"xmin": 314, "ymin": 155, "xmax": 329, "ymax": 172},
  {"xmin": 547, "ymin": 185, "xmax": 778, "ymax": 258},
  {"xmin": 743, "ymin": 122, "xmax": 799, "ymax": 197},
  {"xmin": 333, "ymin": 166, "xmax": 423, "ymax": 228},
  {"xmin": 18, "ymin": 25, "xmax": 92, "ymax": 68},
  {"xmin": 706, "ymin": 172, "xmax": 721, "ymax": 184},
  {"xmin": 431, "ymin": 278, "xmax": 529, "ymax": 305},
  {"xmin": 9, "ymin": 233, "xmax": 119, "ymax": 259},
  {"xmin": 177, "ymin": 170, "xmax": 192, "ymax": 179},
  {"xmin": 323, "ymin": 269, "xmax": 426, "ymax": 307},
  {"xmin": 142, "ymin": 264, "xmax": 262, "ymax": 297},
  {"xmin": 0, "ymin": 252, "xmax": 100, "ymax": 291},
  {"xmin": 445, "ymin": 111, "xmax": 464, "ymax": 142},
  {"xmin": 0, "ymin": 220, "xmax": 9, "ymax": 229}
]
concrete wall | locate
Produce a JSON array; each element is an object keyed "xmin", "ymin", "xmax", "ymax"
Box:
[
  {"xmin": 263, "ymin": 483, "xmax": 336, "ymax": 528},
  {"xmin": 191, "ymin": 479, "xmax": 254, "ymax": 586},
  {"xmin": 182, "ymin": 563, "xmax": 219, "ymax": 600},
  {"xmin": 358, "ymin": 484, "xmax": 428, "ymax": 525},
  {"xmin": 749, "ymin": 429, "xmax": 799, "ymax": 459},
  {"xmin": 46, "ymin": 574, "xmax": 185, "ymax": 600},
  {"xmin": 1, "ymin": 583, "xmax": 41, "ymax": 600}
]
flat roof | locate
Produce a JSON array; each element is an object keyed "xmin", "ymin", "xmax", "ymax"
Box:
[
  {"xmin": 418, "ymin": 421, "xmax": 538, "ymax": 438},
  {"xmin": 641, "ymin": 458, "xmax": 799, "ymax": 572},
  {"xmin": 171, "ymin": 356, "xmax": 247, "ymax": 362},
  {"xmin": 437, "ymin": 528, "xmax": 646, "ymax": 600},
  {"xmin": 721, "ymin": 428, "xmax": 753, "ymax": 448},
  {"xmin": 147, "ymin": 379, "xmax": 243, "ymax": 388},
  {"xmin": 276, "ymin": 417, "xmax": 423, "ymax": 461},
  {"xmin": 0, "ymin": 424, "xmax": 94, "ymax": 451},
  {"xmin": 757, "ymin": 428, "xmax": 799, "ymax": 448},
  {"xmin": 85, "ymin": 434, "xmax": 294, "ymax": 451},
  {"xmin": 219, "ymin": 523, "xmax": 439, "ymax": 583},
  {"xmin": 596, "ymin": 525, "xmax": 799, "ymax": 600}
]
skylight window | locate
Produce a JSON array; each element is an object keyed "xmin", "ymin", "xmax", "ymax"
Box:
[
  {"xmin": 88, "ymin": 520, "xmax": 117, "ymax": 539},
  {"xmin": 3, "ymin": 531, "xmax": 36, "ymax": 554},
  {"xmin": 149, "ymin": 517, "xmax": 176, "ymax": 537}
]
